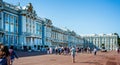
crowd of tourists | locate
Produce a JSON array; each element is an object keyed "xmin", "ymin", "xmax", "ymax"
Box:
[
  {"xmin": 46, "ymin": 46, "xmax": 97, "ymax": 55},
  {"xmin": 0, "ymin": 43, "xmax": 18, "ymax": 65},
  {"xmin": 46, "ymin": 46, "xmax": 98, "ymax": 63},
  {"xmin": 1, "ymin": 42, "xmax": 120, "ymax": 64}
]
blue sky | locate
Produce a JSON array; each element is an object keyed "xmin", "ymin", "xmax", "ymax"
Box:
[{"xmin": 4, "ymin": 0, "xmax": 120, "ymax": 35}]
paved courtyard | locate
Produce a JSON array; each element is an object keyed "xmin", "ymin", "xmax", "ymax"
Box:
[{"xmin": 14, "ymin": 51, "xmax": 120, "ymax": 65}]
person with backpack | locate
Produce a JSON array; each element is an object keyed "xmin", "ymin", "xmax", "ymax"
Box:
[
  {"xmin": 0, "ymin": 43, "xmax": 10, "ymax": 65},
  {"xmin": 9, "ymin": 46, "xmax": 18, "ymax": 65},
  {"xmin": 70, "ymin": 46, "xmax": 76, "ymax": 63}
]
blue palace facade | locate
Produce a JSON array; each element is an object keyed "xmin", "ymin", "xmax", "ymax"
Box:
[{"xmin": 0, "ymin": 0, "xmax": 119, "ymax": 51}]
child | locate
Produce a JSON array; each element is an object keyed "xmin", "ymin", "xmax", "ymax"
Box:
[
  {"xmin": 9, "ymin": 46, "xmax": 18, "ymax": 65},
  {"xmin": 0, "ymin": 44, "xmax": 10, "ymax": 65}
]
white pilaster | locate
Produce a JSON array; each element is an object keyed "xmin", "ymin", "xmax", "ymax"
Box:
[
  {"xmin": 31, "ymin": 38, "xmax": 33, "ymax": 46},
  {"xmin": 24, "ymin": 37, "xmax": 26, "ymax": 45},
  {"xmin": 22, "ymin": 16, "xmax": 26, "ymax": 32},
  {"xmin": 1, "ymin": 12, "xmax": 3, "ymax": 29}
]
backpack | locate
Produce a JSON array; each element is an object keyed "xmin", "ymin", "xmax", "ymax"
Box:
[{"xmin": 0, "ymin": 57, "xmax": 7, "ymax": 65}]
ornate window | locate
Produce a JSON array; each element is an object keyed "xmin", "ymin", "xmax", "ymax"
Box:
[
  {"xmin": 5, "ymin": 35, "xmax": 8, "ymax": 44},
  {"xmin": 0, "ymin": 12, "xmax": 1, "ymax": 19},
  {"xmin": 10, "ymin": 16, "xmax": 14, "ymax": 24},
  {"xmin": 10, "ymin": 36, "xmax": 14, "ymax": 45},
  {"xmin": 10, "ymin": 24, "xmax": 14, "ymax": 32},
  {"xmin": 0, "ymin": 12, "xmax": 1, "ymax": 29},
  {"xmin": 5, "ymin": 23, "xmax": 9, "ymax": 31},
  {"xmin": 5, "ymin": 14, "xmax": 8, "ymax": 23},
  {"xmin": 14, "ymin": 17, "xmax": 18, "ymax": 24}
]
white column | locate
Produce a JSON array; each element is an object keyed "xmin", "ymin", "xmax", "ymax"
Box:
[
  {"xmin": 34, "ymin": 38, "xmax": 37, "ymax": 50},
  {"xmin": 22, "ymin": 16, "xmax": 26, "ymax": 32},
  {"xmin": 31, "ymin": 19, "xmax": 33, "ymax": 34},
  {"xmin": 31, "ymin": 38, "xmax": 33, "ymax": 46},
  {"xmin": 1, "ymin": 12, "xmax": 3, "ymax": 29},
  {"xmin": 40, "ymin": 39, "xmax": 42, "ymax": 45},
  {"xmin": 44, "ymin": 26, "xmax": 46, "ymax": 45},
  {"xmin": 24, "ymin": 37, "xmax": 25, "ymax": 45},
  {"xmin": 36, "ymin": 38, "xmax": 38, "ymax": 45},
  {"xmin": 116, "ymin": 37, "xmax": 118, "ymax": 47},
  {"xmin": 38, "ymin": 38, "xmax": 39, "ymax": 45},
  {"xmin": 34, "ymin": 38, "xmax": 36, "ymax": 45},
  {"xmin": 28, "ymin": 18, "xmax": 30, "ymax": 33}
]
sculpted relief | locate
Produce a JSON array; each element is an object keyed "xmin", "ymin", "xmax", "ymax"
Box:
[{"xmin": 27, "ymin": 3, "xmax": 33, "ymax": 13}]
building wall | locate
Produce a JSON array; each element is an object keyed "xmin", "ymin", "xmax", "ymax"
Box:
[
  {"xmin": 0, "ymin": 1, "xmax": 118, "ymax": 51},
  {"xmin": 82, "ymin": 34, "xmax": 118, "ymax": 50},
  {"xmin": 51, "ymin": 27, "xmax": 83, "ymax": 48}
]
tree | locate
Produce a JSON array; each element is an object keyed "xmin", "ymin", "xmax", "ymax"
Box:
[
  {"xmin": 118, "ymin": 38, "xmax": 120, "ymax": 47},
  {"xmin": 101, "ymin": 43, "xmax": 105, "ymax": 49}
]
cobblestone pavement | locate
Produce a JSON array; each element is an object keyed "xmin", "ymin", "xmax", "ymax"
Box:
[{"xmin": 14, "ymin": 51, "xmax": 120, "ymax": 65}]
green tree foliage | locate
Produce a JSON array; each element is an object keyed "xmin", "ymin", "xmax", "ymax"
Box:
[
  {"xmin": 101, "ymin": 43, "xmax": 105, "ymax": 49},
  {"xmin": 118, "ymin": 38, "xmax": 120, "ymax": 46}
]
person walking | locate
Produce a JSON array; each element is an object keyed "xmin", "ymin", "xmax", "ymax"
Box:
[
  {"xmin": 70, "ymin": 46, "xmax": 76, "ymax": 63},
  {"xmin": 47, "ymin": 47, "xmax": 50, "ymax": 54},
  {"xmin": 55, "ymin": 47, "xmax": 58, "ymax": 55},
  {"xmin": 49, "ymin": 47, "xmax": 52, "ymax": 54},
  {"xmin": 9, "ymin": 46, "xmax": 18, "ymax": 65},
  {"xmin": 93, "ymin": 47, "xmax": 97, "ymax": 55},
  {"xmin": 117, "ymin": 47, "xmax": 120, "ymax": 54},
  {"xmin": 0, "ymin": 44, "xmax": 10, "ymax": 65}
]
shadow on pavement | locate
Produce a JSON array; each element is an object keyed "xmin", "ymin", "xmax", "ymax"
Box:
[
  {"xmin": 15, "ymin": 51, "xmax": 47, "ymax": 58},
  {"xmin": 106, "ymin": 61, "xmax": 117, "ymax": 65},
  {"xmin": 76, "ymin": 61, "xmax": 103, "ymax": 65}
]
